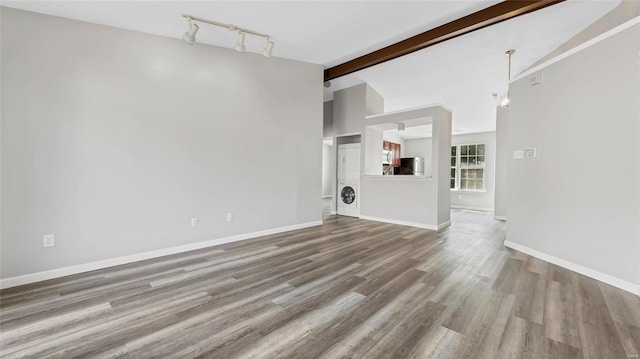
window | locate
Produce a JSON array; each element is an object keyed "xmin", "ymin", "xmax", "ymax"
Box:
[{"xmin": 450, "ymin": 144, "xmax": 485, "ymax": 191}]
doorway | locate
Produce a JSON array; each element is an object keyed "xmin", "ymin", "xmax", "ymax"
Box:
[{"xmin": 321, "ymin": 138, "xmax": 334, "ymax": 219}]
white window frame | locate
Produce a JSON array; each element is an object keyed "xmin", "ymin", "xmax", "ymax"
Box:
[{"xmin": 450, "ymin": 143, "xmax": 486, "ymax": 192}]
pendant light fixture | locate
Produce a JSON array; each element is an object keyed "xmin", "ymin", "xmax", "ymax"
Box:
[
  {"xmin": 500, "ymin": 49, "xmax": 516, "ymax": 108},
  {"xmin": 181, "ymin": 14, "xmax": 274, "ymax": 58}
]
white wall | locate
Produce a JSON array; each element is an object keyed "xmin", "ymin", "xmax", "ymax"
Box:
[
  {"xmin": 360, "ymin": 106, "xmax": 451, "ymax": 229},
  {"xmin": 364, "ymin": 128, "xmax": 383, "ymax": 176},
  {"xmin": 506, "ymin": 23, "xmax": 640, "ymax": 288},
  {"xmin": 0, "ymin": 8, "xmax": 323, "ymax": 279},
  {"xmin": 494, "ymin": 108, "xmax": 508, "ymax": 219},
  {"xmin": 404, "ymin": 138, "xmax": 433, "ymax": 176},
  {"xmin": 450, "ymin": 132, "xmax": 496, "ymax": 212},
  {"xmin": 321, "ymin": 143, "xmax": 335, "ymax": 197}
]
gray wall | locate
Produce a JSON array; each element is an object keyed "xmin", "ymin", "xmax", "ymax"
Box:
[
  {"xmin": 360, "ymin": 106, "xmax": 451, "ymax": 228},
  {"xmin": 404, "ymin": 138, "xmax": 433, "ymax": 176},
  {"xmin": 333, "ymin": 84, "xmax": 383, "ymax": 136},
  {"xmin": 1, "ymin": 8, "xmax": 323, "ymax": 278},
  {"xmin": 321, "ymin": 143, "xmax": 335, "ymax": 197},
  {"xmin": 494, "ymin": 107, "xmax": 508, "ymax": 219},
  {"xmin": 450, "ymin": 131, "xmax": 496, "ymax": 212},
  {"xmin": 323, "ymin": 101, "xmax": 334, "ymax": 138},
  {"xmin": 524, "ymin": 0, "xmax": 640, "ymax": 72},
  {"xmin": 506, "ymin": 23, "xmax": 640, "ymax": 285}
]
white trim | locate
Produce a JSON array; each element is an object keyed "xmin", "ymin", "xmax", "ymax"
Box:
[
  {"xmin": 0, "ymin": 221, "xmax": 323, "ymax": 289},
  {"xmin": 359, "ymin": 215, "xmax": 450, "ymax": 231},
  {"xmin": 330, "ymin": 210, "xmax": 336, "ymax": 215},
  {"xmin": 512, "ymin": 16, "xmax": 640, "ymax": 83},
  {"xmin": 451, "ymin": 205, "xmax": 493, "ymax": 212},
  {"xmin": 504, "ymin": 241, "xmax": 639, "ymax": 296},
  {"xmin": 321, "ymin": 195, "xmax": 333, "ymax": 199},
  {"xmin": 493, "ymin": 215, "xmax": 507, "ymax": 221}
]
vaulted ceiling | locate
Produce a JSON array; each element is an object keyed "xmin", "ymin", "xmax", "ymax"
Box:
[{"xmin": 2, "ymin": 0, "xmax": 620, "ymax": 133}]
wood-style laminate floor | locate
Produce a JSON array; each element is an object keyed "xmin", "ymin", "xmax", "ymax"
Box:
[{"xmin": 1, "ymin": 210, "xmax": 639, "ymax": 358}]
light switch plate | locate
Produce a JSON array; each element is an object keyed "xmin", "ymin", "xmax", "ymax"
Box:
[{"xmin": 513, "ymin": 150, "xmax": 524, "ymax": 160}]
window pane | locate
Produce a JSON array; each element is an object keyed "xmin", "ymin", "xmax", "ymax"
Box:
[
  {"xmin": 467, "ymin": 179, "xmax": 475, "ymax": 189},
  {"xmin": 477, "ymin": 144, "xmax": 485, "ymax": 155},
  {"xmin": 451, "ymin": 146, "xmax": 456, "ymax": 156},
  {"xmin": 451, "ymin": 157, "xmax": 456, "ymax": 166},
  {"xmin": 477, "ymin": 156, "xmax": 485, "ymax": 167},
  {"xmin": 468, "ymin": 157, "xmax": 476, "ymax": 166},
  {"xmin": 461, "ymin": 169, "xmax": 467, "ymax": 179},
  {"xmin": 450, "ymin": 168, "xmax": 456, "ymax": 178},
  {"xmin": 477, "ymin": 169, "xmax": 484, "ymax": 179},
  {"xmin": 461, "ymin": 156, "xmax": 468, "ymax": 167},
  {"xmin": 460, "ymin": 179, "xmax": 467, "ymax": 189},
  {"xmin": 476, "ymin": 179, "xmax": 484, "ymax": 190},
  {"xmin": 450, "ymin": 179, "xmax": 455, "ymax": 189},
  {"xmin": 468, "ymin": 145, "xmax": 476, "ymax": 155},
  {"xmin": 461, "ymin": 145, "xmax": 468, "ymax": 156}
]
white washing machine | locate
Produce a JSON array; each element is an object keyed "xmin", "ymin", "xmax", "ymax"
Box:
[{"xmin": 337, "ymin": 181, "xmax": 359, "ymax": 217}]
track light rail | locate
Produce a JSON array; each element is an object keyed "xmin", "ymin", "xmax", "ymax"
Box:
[{"xmin": 182, "ymin": 14, "xmax": 269, "ymax": 39}]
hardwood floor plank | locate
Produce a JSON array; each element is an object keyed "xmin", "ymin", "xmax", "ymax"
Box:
[
  {"xmin": 497, "ymin": 315, "xmax": 544, "ymax": 358},
  {"xmin": 574, "ymin": 274, "xmax": 628, "ymax": 359},
  {"xmin": 543, "ymin": 279, "xmax": 581, "ymax": 348},
  {"xmin": 1, "ymin": 210, "xmax": 637, "ymax": 358}
]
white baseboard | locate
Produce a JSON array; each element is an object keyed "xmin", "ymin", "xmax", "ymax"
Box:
[
  {"xmin": 494, "ymin": 215, "xmax": 507, "ymax": 221},
  {"xmin": 0, "ymin": 221, "xmax": 323, "ymax": 290},
  {"xmin": 359, "ymin": 215, "xmax": 449, "ymax": 231},
  {"xmin": 451, "ymin": 205, "xmax": 493, "ymax": 212},
  {"xmin": 504, "ymin": 240, "xmax": 640, "ymax": 296},
  {"xmin": 321, "ymin": 195, "xmax": 333, "ymax": 199},
  {"xmin": 330, "ymin": 211, "xmax": 336, "ymax": 215}
]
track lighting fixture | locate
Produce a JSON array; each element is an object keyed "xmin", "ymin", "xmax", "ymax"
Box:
[
  {"xmin": 235, "ymin": 31, "xmax": 246, "ymax": 53},
  {"xmin": 263, "ymin": 39, "xmax": 274, "ymax": 58},
  {"xmin": 182, "ymin": 20, "xmax": 199, "ymax": 45},
  {"xmin": 182, "ymin": 14, "xmax": 274, "ymax": 58},
  {"xmin": 500, "ymin": 49, "xmax": 516, "ymax": 108}
]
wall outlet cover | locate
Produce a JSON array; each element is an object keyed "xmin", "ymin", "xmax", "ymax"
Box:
[
  {"xmin": 524, "ymin": 148, "xmax": 537, "ymax": 159},
  {"xmin": 190, "ymin": 218, "xmax": 198, "ymax": 227},
  {"xmin": 43, "ymin": 234, "xmax": 55, "ymax": 247}
]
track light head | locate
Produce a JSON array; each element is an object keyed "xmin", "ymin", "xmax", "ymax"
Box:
[
  {"xmin": 183, "ymin": 20, "xmax": 199, "ymax": 45},
  {"xmin": 263, "ymin": 39, "xmax": 274, "ymax": 58},
  {"xmin": 235, "ymin": 31, "xmax": 246, "ymax": 52},
  {"xmin": 397, "ymin": 122, "xmax": 405, "ymax": 132}
]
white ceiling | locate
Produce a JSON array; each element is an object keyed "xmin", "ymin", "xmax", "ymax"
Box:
[{"xmin": 2, "ymin": 0, "xmax": 620, "ymax": 133}]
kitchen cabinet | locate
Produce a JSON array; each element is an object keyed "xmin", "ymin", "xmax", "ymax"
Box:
[
  {"xmin": 383, "ymin": 141, "xmax": 401, "ymax": 167},
  {"xmin": 391, "ymin": 143, "xmax": 401, "ymax": 166}
]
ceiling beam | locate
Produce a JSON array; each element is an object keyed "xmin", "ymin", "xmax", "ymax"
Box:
[{"xmin": 324, "ymin": 0, "xmax": 565, "ymax": 81}]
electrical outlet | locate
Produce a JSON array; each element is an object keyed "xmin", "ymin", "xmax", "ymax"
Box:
[
  {"xmin": 524, "ymin": 147, "xmax": 537, "ymax": 159},
  {"xmin": 226, "ymin": 213, "xmax": 233, "ymax": 222},
  {"xmin": 191, "ymin": 217, "xmax": 198, "ymax": 227},
  {"xmin": 43, "ymin": 234, "xmax": 55, "ymax": 247}
]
